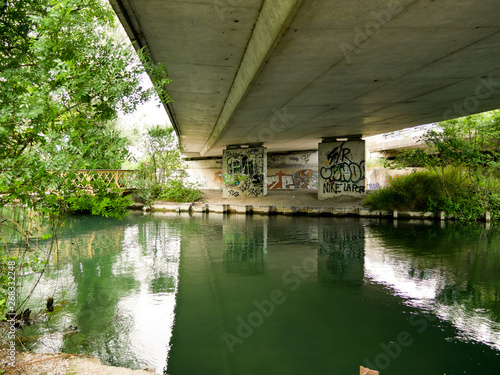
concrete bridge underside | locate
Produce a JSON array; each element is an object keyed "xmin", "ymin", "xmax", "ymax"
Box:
[{"xmin": 110, "ymin": 0, "xmax": 500, "ymax": 158}]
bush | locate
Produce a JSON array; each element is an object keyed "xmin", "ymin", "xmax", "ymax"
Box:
[
  {"xmin": 132, "ymin": 178, "xmax": 202, "ymax": 205},
  {"xmin": 364, "ymin": 169, "xmax": 500, "ymax": 220},
  {"xmin": 65, "ymin": 190, "xmax": 131, "ymax": 219},
  {"xmin": 159, "ymin": 179, "xmax": 203, "ymax": 203},
  {"xmin": 365, "ymin": 171, "xmax": 442, "ymax": 211}
]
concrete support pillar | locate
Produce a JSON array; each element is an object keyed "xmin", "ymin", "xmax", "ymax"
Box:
[
  {"xmin": 222, "ymin": 146, "xmax": 267, "ymax": 198},
  {"xmin": 318, "ymin": 139, "xmax": 366, "ymax": 200}
]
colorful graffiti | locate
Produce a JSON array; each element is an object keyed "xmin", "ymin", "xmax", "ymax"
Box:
[
  {"xmin": 267, "ymin": 169, "xmax": 318, "ymax": 190},
  {"xmin": 294, "ymin": 169, "xmax": 318, "ymax": 189},
  {"xmin": 214, "ymin": 171, "xmax": 223, "ymax": 184},
  {"xmin": 223, "ymin": 148, "xmax": 265, "ymax": 197},
  {"xmin": 367, "ymin": 174, "xmax": 403, "ymax": 190},
  {"xmin": 267, "ymin": 171, "xmax": 295, "ymax": 189}
]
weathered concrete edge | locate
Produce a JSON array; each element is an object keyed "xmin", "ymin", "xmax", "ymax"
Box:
[
  {"xmin": 143, "ymin": 203, "xmax": 494, "ymax": 222},
  {"xmin": 199, "ymin": 0, "xmax": 304, "ymax": 156}
]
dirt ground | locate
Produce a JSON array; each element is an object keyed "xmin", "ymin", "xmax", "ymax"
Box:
[
  {"xmin": 198, "ymin": 188, "xmax": 365, "ymax": 208},
  {"xmin": 0, "ymin": 350, "xmax": 156, "ymax": 375}
]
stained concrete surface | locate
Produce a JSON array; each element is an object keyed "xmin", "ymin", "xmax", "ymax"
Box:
[{"xmin": 199, "ymin": 189, "xmax": 365, "ymax": 208}]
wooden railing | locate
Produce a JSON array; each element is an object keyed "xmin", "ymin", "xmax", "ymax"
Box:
[{"xmin": 72, "ymin": 170, "xmax": 139, "ymax": 191}]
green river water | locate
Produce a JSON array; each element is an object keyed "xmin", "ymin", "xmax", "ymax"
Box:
[{"xmin": 19, "ymin": 213, "xmax": 500, "ymax": 374}]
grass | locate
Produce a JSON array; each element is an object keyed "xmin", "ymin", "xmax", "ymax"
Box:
[{"xmin": 364, "ymin": 168, "xmax": 500, "ymax": 220}]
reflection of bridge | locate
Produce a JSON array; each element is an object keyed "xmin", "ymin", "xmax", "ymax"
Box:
[
  {"xmin": 72, "ymin": 170, "xmax": 139, "ymax": 192},
  {"xmin": 53, "ymin": 225, "xmax": 125, "ymax": 264}
]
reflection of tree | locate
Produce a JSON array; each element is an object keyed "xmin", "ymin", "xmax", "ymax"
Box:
[
  {"xmin": 19, "ymin": 213, "xmax": 181, "ymax": 372},
  {"xmin": 136, "ymin": 218, "xmax": 181, "ymax": 294},
  {"xmin": 63, "ymin": 246, "xmax": 139, "ymax": 368},
  {"xmin": 368, "ymin": 222, "xmax": 500, "ymax": 321}
]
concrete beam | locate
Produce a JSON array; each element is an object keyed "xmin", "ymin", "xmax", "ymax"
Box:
[
  {"xmin": 111, "ymin": 1, "xmax": 500, "ymax": 157},
  {"xmin": 199, "ymin": 0, "xmax": 304, "ymax": 156}
]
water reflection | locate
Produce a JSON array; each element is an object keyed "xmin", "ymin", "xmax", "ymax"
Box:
[
  {"xmin": 365, "ymin": 221, "xmax": 500, "ymax": 350},
  {"xmin": 21, "ymin": 214, "xmax": 181, "ymax": 374},
  {"xmin": 18, "ymin": 214, "xmax": 500, "ymax": 374},
  {"xmin": 318, "ymin": 218, "xmax": 365, "ymax": 285},
  {"xmin": 222, "ymin": 216, "xmax": 267, "ymax": 275}
]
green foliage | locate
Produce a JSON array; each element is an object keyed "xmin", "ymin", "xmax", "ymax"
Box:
[
  {"xmin": 133, "ymin": 178, "xmax": 202, "ymax": 205},
  {"xmin": 159, "ymin": 179, "xmax": 203, "ymax": 203},
  {"xmin": 364, "ymin": 168, "xmax": 500, "ymax": 219},
  {"xmin": 66, "ymin": 124, "xmax": 130, "ymax": 169},
  {"xmin": 130, "ymin": 178, "xmax": 160, "ymax": 207},
  {"xmin": 369, "ymin": 111, "xmax": 500, "ymax": 220},
  {"xmin": 366, "ymin": 157, "xmax": 388, "ymax": 168},
  {"xmin": 61, "ymin": 172, "xmax": 132, "ymax": 219},
  {"xmin": 0, "ymin": 208, "xmax": 50, "ymax": 319},
  {"xmin": 127, "ymin": 124, "xmax": 202, "ymax": 205},
  {"xmin": 0, "ymin": 0, "xmax": 170, "ymax": 325},
  {"xmin": 0, "ymin": 0, "xmax": 171, "ymax": 207},
  {"xmin": 365, "ymin": 171, "xmax": 443, "ymax": 211},
  {"xmin": 65, "ymin": 191, "xmax": 131, "ymax": 219},
  {"xmin": 142, "ymin": 125, "xmax": 182, "ymax": 183}
]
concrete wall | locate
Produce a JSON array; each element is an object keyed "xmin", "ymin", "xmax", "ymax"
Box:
[
  {"xmin": 222, "ymin": 147, "xmax": 267, "ymax": 198},
  {"xmin": 185, "ymin": 150, "xmax": 319, "ymax": 191},
  {"xmin": 366, "ymin": 167, "xmax": 422, "ymax": 190},
  {"xmin": 267, "ymin": 151, "xmax": 318, "ymax": 190},
  {"xmin": 184, "ymin": 158, "xmax": 223, "ymax": 189},
  {"xmin": 185, "ymin": 150, "xmax": 417, "ymax": 192},
  {"xmin": 318, "ymin": 140, "xmax": 366, "ymax": 199}
]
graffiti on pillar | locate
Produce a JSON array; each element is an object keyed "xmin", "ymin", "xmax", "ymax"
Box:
[
  {"xmin": 223, "ymin": 148, "xmax": 265, "ymax": 197},
  {"xmin": 320, "ymin": 142, "xmax": 365, "ymax": 195},
  {"xmin": 214, "ymin": 171, "xmax": 223, "ymax": 184}
]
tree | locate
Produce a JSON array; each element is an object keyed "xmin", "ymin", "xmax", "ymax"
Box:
[
  {"xmin": 0, "ymin": 0, "xmax": 171, "ymax": 205},
  {"xmin": 385, "ymin": 111, "xmax": 500, "ymax": 218},
  {"xmin": 66, "ymin": 121, "xmax": 130, "ymax": 169},
  {"xmin": 143, "ymin": 125, "xmax": 182, "ymax": 184},
  {"xmin": 0, "ymin": 0, "xmax": 171, "ymax": 322},
  {"xmin": 128, "ymin": 125, "xmax": 202, "ymax": 205}
]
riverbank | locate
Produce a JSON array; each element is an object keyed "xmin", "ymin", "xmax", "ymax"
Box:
[
  {"xmin": 0, "ymin": 350, "xmax": 155, "ymax": 375},
  {"xmin": 143, "ymin": 189, "xmax": 493, "ymax": 222},
  {"xmin": 198, "ymin": 189, "xmax": 364, "ymax": 207},
  {"xmin": 146, "ymin": 188, "xmax": 366, "ymax": 215}
]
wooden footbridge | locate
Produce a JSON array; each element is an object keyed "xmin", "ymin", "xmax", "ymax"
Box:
[{"xmin": 72, "ymin": 170, "xmax": 139, "ymax": 193}]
